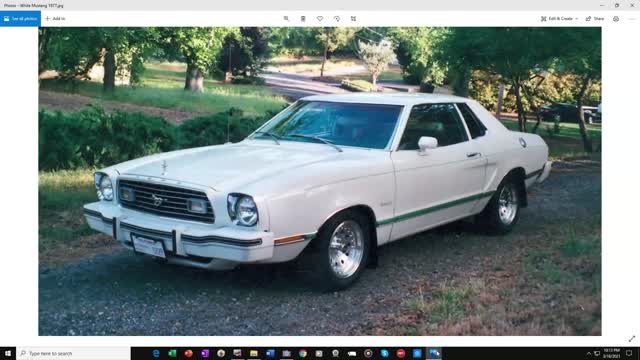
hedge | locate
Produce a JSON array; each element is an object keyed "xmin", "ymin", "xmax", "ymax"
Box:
[
  {"xmin": 39, "ymin": 106, "xmax": 281, "ymax": 171},
  {"xmin": 176, "ymin": 108, "xmax": 271, "ymax": 149},
  {"xmin": 340, "ymin": 79, "xmax": 379, "ymax": 92}
]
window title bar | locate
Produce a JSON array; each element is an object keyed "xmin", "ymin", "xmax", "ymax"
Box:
[{"xmin": 2, "ymin": 0, "xmax": 639, "ymax": 11}]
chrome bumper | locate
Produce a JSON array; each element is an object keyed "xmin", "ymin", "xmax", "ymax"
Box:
[
  {"xmin": 83, "ymin": 201, "xmax": 275, "ymax": 270},
  {"xmin": 537, "ymin": 161, "xmax": 553, "ymax": 183}
]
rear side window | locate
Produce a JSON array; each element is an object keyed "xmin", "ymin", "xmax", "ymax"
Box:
[
  {"xmin": 398, "ymin": 103, "xmax": 468, "ymax": 150},
  {"xmin": 457, "ymin": 103, "xmax": 487, "ymax": 139}
]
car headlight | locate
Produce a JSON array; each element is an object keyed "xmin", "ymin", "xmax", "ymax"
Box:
[
  {"xmin": 227, "ymin": 194, "xmax": 258, "ymax": 227},
  {"xmin": 94, "ymin": 172, "xmax": 114, "ymax": 201}
]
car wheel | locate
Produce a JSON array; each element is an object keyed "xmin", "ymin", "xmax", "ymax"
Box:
[
  {"xmin": 478, "ymin": 176, "xmax": 521, "ymax": 235},
  {"xmin": 311, "ymin": 210, "xmax": 371, "ymax": 291}
]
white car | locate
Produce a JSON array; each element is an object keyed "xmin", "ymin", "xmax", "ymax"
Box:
[{"xmin": 84, "ymin": 93, "xmax": 551, "ymax": 290}]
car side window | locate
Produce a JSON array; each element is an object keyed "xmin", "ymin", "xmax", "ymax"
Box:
[
  {"xmin": 398, "ymin": 103, "xmax": 469, "ymax": 150},
  {"xmin": 457, "ymin": 103, "xmax": 487, "ymax": 139}
]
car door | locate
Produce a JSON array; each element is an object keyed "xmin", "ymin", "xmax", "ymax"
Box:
[{"xmin": 389, "ymin": 103, "xmax": 487, "ymax": 241}]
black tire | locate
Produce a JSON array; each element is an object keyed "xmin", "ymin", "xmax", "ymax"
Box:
[
  {"xmin": 310, "ymin": 210, "xmax": 371, "ymax": 291},
  {"xmin": 478, "ymin": 176, "xmax": 522, "ymax": 235}
]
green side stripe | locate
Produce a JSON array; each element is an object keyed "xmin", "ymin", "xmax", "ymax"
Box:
[{"xmin": 376, "ymin": 191, "xmax": 496, "ymax": 226}]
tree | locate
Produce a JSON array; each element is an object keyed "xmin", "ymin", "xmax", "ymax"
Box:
[
  {"xmin": 388, "ymin": 27, "xmax": 448, "ymax": 86},
  {"xmin": 161, "ymin": 27, "xmax": 236, "ymax": 92},
  {"xmin": 99, "ymin": 28, "xmax": 132, "ymax": 92},
  {"xmin": 267, "ymin": 28, "xmax": 322, "ymax": 57},
  {"xmin": 215, "ymin": 27, "xmax": 271, "ymax": 83},
  {"xmin": 315, "ymin": 28, "xmax": 357, "ymax": 77},
  {"xmin": 440, "ymin": 28, "xmax": 562, "ymax": 132},
  {"xmin": 557, "ymin": 28, "xmax": 601, "ymax": 152},
  {"xmin": 38, "ymin": 28, "xmax": 103, "ymax": 81},
  {"xmin": 357, "ymin": 40, "xmax": 394, "ymax": 86},
  {"xmin": 39, "ymin": 28, "xmax": 157, "ymax": 92},
  {"xmin": 94, "ymin": 28, "xmax": 162, "ymax": 92}
]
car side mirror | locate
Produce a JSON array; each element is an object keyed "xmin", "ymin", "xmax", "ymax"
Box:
[{"xmin": 418, "ymin": 136, "xmax": 438, "ymax": 154}]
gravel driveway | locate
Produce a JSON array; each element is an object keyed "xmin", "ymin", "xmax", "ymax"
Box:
[{"xmin": 39, "ymin": 162, "xmax": 601, "ymax": 336}]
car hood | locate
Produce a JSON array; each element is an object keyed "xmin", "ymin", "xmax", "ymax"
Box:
[{"xmin": 117, "ymin": 141, "xmax": 346, "ymax": 191}]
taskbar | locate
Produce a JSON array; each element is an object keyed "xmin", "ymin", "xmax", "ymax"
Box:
[
  {"xmin": 130, "ymin": 347, "xmax": 640, "ymax": 360},
  {"xmin": 0, "ymin": 347, "xmax": 638, "ymax": 360}
]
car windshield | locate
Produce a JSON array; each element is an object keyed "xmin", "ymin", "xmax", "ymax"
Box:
[{"xmin": 251, "ymin": 101, "xmax": 404, "ymax": 150}]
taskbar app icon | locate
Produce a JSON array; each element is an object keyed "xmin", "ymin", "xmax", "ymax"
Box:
[{"xmin": 139, "ymin": 347, "xmax": 434, "ymax": 360}]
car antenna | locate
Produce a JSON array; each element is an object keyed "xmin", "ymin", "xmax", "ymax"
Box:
[{"xmin": 226, "ymin": 109, "xmax": 231, "ymax": 144}]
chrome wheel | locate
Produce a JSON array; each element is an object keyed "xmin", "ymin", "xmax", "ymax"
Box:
[
  {"xmin": 328, "ymin": 220, "xmax": 365, "ymax": 278},
  {"xmin": 498, "ymin": 183, "xmax": 518, "ymax": 225}
]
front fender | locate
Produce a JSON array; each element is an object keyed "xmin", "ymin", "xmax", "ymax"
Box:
[{"xmin": 264, "ymin": 172, "xmax": 395, "ymax": 241}]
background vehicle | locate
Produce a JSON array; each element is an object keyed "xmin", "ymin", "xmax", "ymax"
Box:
[{"xmin": 538, "ymin": 103, "xmax": 599, "ymax": 124}]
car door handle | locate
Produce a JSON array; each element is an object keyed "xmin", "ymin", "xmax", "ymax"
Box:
[{"xmin": 466, "ymin": 152, "xmax": 481, "ymax": 158}]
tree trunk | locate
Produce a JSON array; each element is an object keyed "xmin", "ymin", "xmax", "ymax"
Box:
[
  {"xmin": 184, "ymin": 63, "xmax": 204, "ymax": 92},
  {"xmin": 102, "ymin": 48, "xmax": 116, "ymax": 93},
  {"xmin": 372, "ymin": 73, "xmax": 378, "ymax": 86},
  {"xmin": 228, "ymin": 43, "xmax": 233, "ymax": 74},
  {"xmin": 522, "ymin": 84, "xmax": 542, "ymax": 134},
  {"xmin": 453, "ymin": 67, "xmax": 471, "ymax": 97},
  {"xmin": 513, "ymin": 80, "xmax": 527, "ymax": 132},
  {"xmin": 38, "ymin": 28, "xmax": 51, "ymax": 79},
  {"xmin": 495, "ymin": 83, "xmax": 505, "ymax": 121},
  {"xmin": 224, "ymin": 43, "xmax": 233, "ymax": 83},
  {"xmin": 130, "ymin": 53, "xmax": 143, "ymax": 86},
  {"xmin": 320, "ymin": 30, "xmax": 329, "ymax": 77},
  {"xmin": 531, "ymin": 111, "xmax": 542, "ymax": 134},
  {"xmin": 576, "ymin": 75, "xmax": 594, "ymax": 153}
]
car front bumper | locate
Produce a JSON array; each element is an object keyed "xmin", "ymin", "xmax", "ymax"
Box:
[
  {"xmin": 537, "ymin": 161, "xmax": 552, "ymax": 183},
  {"xmin": 83, "ymin": 201, "xmax": 276, "ymax": 270}
]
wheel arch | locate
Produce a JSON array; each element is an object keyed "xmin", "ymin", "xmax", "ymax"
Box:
[
  {"xmin": 316, "ymin": 204, "xmax": 379, "ymax": 268},
  {"xmin": 504, "ymin": 167, "xmax": 528, "ymax": 208}
]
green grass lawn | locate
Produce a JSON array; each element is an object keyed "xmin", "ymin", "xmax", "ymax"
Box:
[
  {"xmin": 39, "ymin": 170, "xmax": 97, "ymax": 258},
  {"xmin": 268, "ymin": 56, "xmax": 404, "ymax": 82},
  {"xmin": 500, "ymin": 118, "xmax": 602, "ymax": 160},
  {"xmin": 267, "ymin": 56, "xmax": 361, "ymax": 74},
  {"xmin": 344, "ymin": 67, "xmax": 404, "ymax": 82},
  {"xmin": 41, "ymin": 61, "xmax": 288, "ymax": 116},
  {"xmin": 401, "ymin": 218, "xmax": 601, "ymax": 335}
]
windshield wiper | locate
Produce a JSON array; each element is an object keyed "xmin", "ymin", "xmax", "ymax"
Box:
[
  {"xmin": 289, "ymin": 134, "xmax": 343, "ymax": 152},
  {"xmin": 253, "ymin": 131, "xmax": 281, "ymax": 145}
]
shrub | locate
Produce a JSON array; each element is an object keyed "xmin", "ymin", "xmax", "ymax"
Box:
[
  {"xmin": 341, "ymin": 79, "xmax": 379, "ymax": 92},
  {"xmin": 214, "ymin": 28, "xmax": 270, "ymax": 83},
  {"xmin": 39, "ymin": 105, "xmax": 284, "ymax": 171},
  {"xmin": 419, "ymin": 82, "xmax": 436, "ymax": 93},
  {"xmin": 231, "ymin": 75, "xmax": 266, "ymax": 85},
  {"xmin": 387, "ymin": 27, "xmax": 448, "ymax": 86},
  {"xmin": 39, "ymin": 106, "xmax": 177, "ymax": 171},
  {"xmin": 177, "ymin": 108, "xmax": 269, "ymax": 148},
  {"xmin": 39, "ymin": 110, "xmax": 86, "ymax": 171},
  {"xmin": 468, "ymin": 70, "xmax": 602, "ymax": 113}
]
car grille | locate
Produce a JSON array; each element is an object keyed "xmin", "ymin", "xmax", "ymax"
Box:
[{"xmin": 118, "ymin": 179, "xmax": 215, "ymax": 223}]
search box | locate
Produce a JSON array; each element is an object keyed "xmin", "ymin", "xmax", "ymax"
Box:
[{"xmin": 16, "ymin": 348, "xmax": 128, "ymax": 360}]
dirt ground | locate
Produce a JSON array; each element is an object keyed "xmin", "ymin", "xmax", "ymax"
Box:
[
  {"xmin": 38, "ymin": 162, "xmax": 601, "ymax": 336},
  {"xmin": 39, "ymin": 90, "xmax": 201, "ymax": 124}
]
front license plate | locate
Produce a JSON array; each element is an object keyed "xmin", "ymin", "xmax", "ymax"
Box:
[{"xmin": 131, "ymin": 234, "xmax": 166, "ymax": 259}]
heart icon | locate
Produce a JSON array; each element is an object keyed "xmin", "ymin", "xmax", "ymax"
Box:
[{"xmin": 317, "ymin": 16, "xmax": 323, "ymax": 21}]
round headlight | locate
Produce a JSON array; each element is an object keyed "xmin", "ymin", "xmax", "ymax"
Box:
[
  {"xmin": 95, "ymin": 173, "xmax": 113, "ymax": 201},
  {"xmin": 236, "ymin": 196, "xmax": 258, "ymax": 226}
]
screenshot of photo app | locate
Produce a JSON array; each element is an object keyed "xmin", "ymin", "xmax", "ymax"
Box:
[{"xmin": 0, "ymin": 0, "xmax": 637, "ymax": 358}]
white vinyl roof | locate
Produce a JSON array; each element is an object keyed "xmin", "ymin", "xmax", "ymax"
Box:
[{"xmin": 302, "ymin": 92, "xmax": 472, "ymax": 106}]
